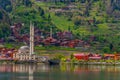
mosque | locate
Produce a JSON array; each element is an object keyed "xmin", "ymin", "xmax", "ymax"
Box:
[
  {"xmin": 13, "ymin": 46, "xmax": 36, "ymax": 61},
  {"xmin": 13, "ymin": 22, "xmax": 37, "ymax": 61}
]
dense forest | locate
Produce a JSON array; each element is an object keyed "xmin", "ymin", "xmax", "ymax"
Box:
[{"xmin": 0, "ymin": 0, "xmax": 120, "ymax": 53}]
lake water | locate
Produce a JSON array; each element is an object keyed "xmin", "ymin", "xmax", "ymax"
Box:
[{"xmin": 0, "ymin": 64, "xmax": 120, "ymax": 80}]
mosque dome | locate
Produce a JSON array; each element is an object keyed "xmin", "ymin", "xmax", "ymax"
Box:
[{"xmin": 18, "ymin": 46, "xmax": 29, "ymax": 54}]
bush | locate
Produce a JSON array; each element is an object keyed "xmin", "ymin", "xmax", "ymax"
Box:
[{"xmin": 54, "ymin": 54, "xmax": 65, "ymax": 60}]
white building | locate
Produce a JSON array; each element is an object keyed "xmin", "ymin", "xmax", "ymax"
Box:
[
  {"xmin": 13, "ymin": 46, "xmax": 36, "ymax": 61},
  {"xmin": 13, "ymin": 22, "xmax": 36, "ymax": 61}
]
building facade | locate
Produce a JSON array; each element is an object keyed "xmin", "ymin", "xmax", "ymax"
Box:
[{"xmin": 13, "ymin": 46, "xmax": 36, "ymax": 61}]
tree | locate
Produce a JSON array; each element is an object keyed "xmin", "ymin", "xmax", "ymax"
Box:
[
  {"xmin": 0, "ymin": 0, "xmax": 12, "ymax": 12},
  {"xmin": 0, "ymin": 12, "xmax": 3, "ymax": 20},
  {"xmin": 5, "ymin": 5, "xmax": 12, "ymax": 12},
  {"xmin": 73, "ymin": 16, "xmax": 82, "ymax": 26},
  {"xmin": 0, "ymin": 23, "xmax": 11, "ymax": 39},
  {"xmin": 109, "ymin": 43, "xmax": 113, "ymax": 51},
  {"xmin": 102, "ymin": 47, "xmax": 110, "ymax": 53},
  {"xmin": 48, "ymin": 14, "xmax": 51, "ymax": 21},
  {"xmin": 38, "ymin": 7, "xmax": 45, "ymax": 16},
  {"xmin": 24, "ymin": 0, "xmax": 32, "ymax": 7}
]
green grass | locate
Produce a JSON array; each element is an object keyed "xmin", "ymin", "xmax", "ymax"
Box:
[
  {"xmin": 50, "ymin": 13, "xmax": 74, "ymax": 31},
  {"xmin": 34, "ymin": 2, "xmax": 74, "ymax": 31},
  {"xmin": 35, "ymin": 46, "xmax": 76, "ymax": 51}
]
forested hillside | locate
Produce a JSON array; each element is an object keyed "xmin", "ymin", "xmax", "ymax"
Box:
[{"xmin": 0, "ymin": 0, "xmax": 120, "ymax": 53}]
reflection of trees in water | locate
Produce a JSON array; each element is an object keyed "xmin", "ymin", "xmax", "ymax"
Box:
[
  {"xmin": 1, "ymin": 64, "xmax": 120, "ymax": 80},
  {"xmin": 60, "ymin": 63, "xmax": 75, "ymax": 72},
  {"xmin": 1, "ymin": 64, "xmax": 120, "ymax": 73},
  {"xmin": 59, "ymin": 64, "xmax": 120, "ymax": 73}
]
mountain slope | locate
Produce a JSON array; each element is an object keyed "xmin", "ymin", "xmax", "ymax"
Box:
[{"xmin": 0, "ymin": 0, "xmax": 120, "ymax": 53}]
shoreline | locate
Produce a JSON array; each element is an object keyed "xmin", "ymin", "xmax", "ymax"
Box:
[
  {"xmin": 60, "ymin": 61, "xmax": 120, "ymax": 66},
  {"xmin": 1, "ymin": 60, "xmax": 120, "ymax": 66}
]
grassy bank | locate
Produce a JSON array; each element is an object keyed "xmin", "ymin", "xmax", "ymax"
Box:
[{"xmin": 0, "ymin": 60, "xmax": 15, "ymax": 64}]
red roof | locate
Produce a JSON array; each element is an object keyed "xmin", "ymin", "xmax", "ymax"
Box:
[{"xmin": 73, "ymin": 53, "xmax": 89, "ymax": 60}]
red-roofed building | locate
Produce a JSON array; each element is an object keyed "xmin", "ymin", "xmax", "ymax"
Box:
[
  {"xmin": 73, "ymin": 53, "xmax": 89, "ymax": 60},
  {"xmin": 88, "ymin": 54, "xmax": 101, "ymax": 60},
  {"xmin": 43, "ymin": 37, "xmax": 57, "ymax": 45}
]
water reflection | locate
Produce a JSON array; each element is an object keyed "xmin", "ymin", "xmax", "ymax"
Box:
[
  {"xmin": 0, "ymin": 64, "xmax": 50, "ymax": 73},
  {"xmin": 0, "ymin": 64, "xmax": 50, "ymax": 80},
  {"xmin": 60, "ymin": 64, "xmax": 120, "ymax": 73},
  {"xmin": 29, "ymin": 65, "xmax": 33, "ymax": 80},
  {"xmin": 0, "ymin": 64, "xmax": 120, "ymax": 80}
]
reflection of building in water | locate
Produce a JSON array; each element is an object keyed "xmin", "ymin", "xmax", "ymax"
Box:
[
  {"xmin": 29, "ymin": 65, "xmax": 33, "ymax": 80},
  {"xmin": 0, "ymin": 63, "xmax": 51, "ymax": 79},
  {"xmin": 0, "ymin": 65, "xmax": 13, "ymax": 72},
  {"xmin": 12, "ymin": 64, "xmax": 36, "ymax": 72},
  {"xmin": 0, "ymin": 64, "xmax": 35, "ymax": 73},
  {"xmin": 12, "ymin": 64, "xmax": 35, "ymax": 80}
]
